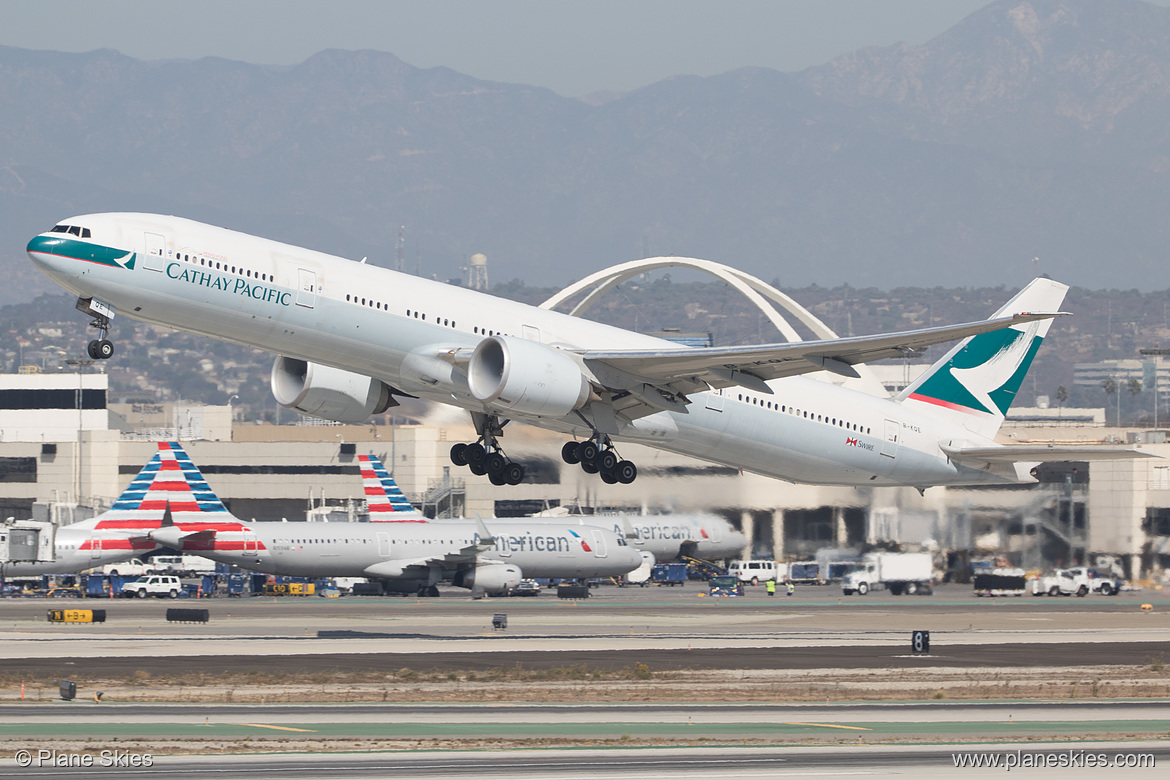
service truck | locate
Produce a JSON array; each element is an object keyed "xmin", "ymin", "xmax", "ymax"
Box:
[{"xmin": 841, "ymin": 552, "xmax": 933, "ymax": 596}]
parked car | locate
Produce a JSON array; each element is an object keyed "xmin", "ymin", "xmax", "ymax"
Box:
[
  {"xmin": 120, "ymin": 575, "xmax": 182, "ymax": 599},
  {"xmin": 509, "ymin": 580, "xmax": 541, "ymax": 597}
]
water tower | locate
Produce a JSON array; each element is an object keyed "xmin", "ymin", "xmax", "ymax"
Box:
[{"xmin": 467, "ymin": 253, "xmax": 489, "ymax": 291}]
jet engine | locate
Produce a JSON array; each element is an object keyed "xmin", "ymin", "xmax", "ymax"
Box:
[
  {"xmin": 271, "ymin": 356, "xmax": 396, "ymax": 424},
  {"xmin": 467, "ymin": 335, "xmax": 590, "ymax": 417},
  {"xmin": 453, "ymin": 562, "xmax": 522, "ymax": 595}
]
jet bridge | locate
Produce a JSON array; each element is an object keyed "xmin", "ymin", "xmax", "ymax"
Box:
[{"xmin": 0, "ymin": 519, "xmax": 56, "ymax": 565}]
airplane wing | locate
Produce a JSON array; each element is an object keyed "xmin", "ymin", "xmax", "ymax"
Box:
[
  {"xmin": 941, "ymin": 444, "xmax": 1159, "ymax": 464},
  {"xmin": 577, "ymin": 311, "xmax": 1064, "ymax": 419}
]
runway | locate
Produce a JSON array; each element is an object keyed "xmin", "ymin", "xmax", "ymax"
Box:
[
  {"xmin": 4, "ymin": 743, "xmax": 1167, "ymax": 779},
  {"xmin": 1, "ymin": 582, "xmax": 1167, "ymax": 775},
  {"xmin": 1, "ymin": 583, "xmax": 1166, "ymax": 676}
]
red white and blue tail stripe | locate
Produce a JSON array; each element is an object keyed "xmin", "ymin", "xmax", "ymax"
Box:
[{"xmin": 359, "ymin": 454, "xmax": 424, "ymax": 522}]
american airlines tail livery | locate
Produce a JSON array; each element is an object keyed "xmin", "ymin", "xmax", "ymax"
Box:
[
  {"xmin": 3, "ymin": 443, "xmax": 220, "ymax": 576},
  {"xmin": 28, "ymin": 214, "xmax": 1146, "ymax": 491}
]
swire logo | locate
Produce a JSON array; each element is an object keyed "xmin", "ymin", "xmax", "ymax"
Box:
[{"xmin": 846, "ymin": 437, "xmax": 858, "ymax": 446}]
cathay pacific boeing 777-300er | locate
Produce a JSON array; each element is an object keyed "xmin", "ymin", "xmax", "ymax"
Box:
[{"xmin": 27, "ymin": 214, "xmax": 1147, "ymax": 490}]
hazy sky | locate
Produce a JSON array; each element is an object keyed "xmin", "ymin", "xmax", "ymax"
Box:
[{"xmin": 0, "ymin": 0, "xmax": 1008, "ymax": 97}]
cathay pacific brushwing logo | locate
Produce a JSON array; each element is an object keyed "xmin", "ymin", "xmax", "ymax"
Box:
[
  {"xmin": 111, "ymin": 251, "xmax": 136, "ymax": 270},
  {"xmin": 909, "ymin": 323, "xmax": 1043, "ymax": 417}
]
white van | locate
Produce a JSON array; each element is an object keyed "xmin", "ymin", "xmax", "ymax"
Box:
[
  {"xmin": 150, "ymin": 555, "xmax": 217, "ymax": 577},
  {"xmin": 728, "ymin": 559, "xmax": 786, "ymax": 585}
]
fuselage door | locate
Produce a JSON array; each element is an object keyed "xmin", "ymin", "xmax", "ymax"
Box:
[
  {"xmin": 241, "ymin": 530, "xmax": 260, "ymax": 557},
  {"xmin": 705, "ymin": 388, "xmax": 725, "ymax": 412},
  {"xmin": 296, "ymin": 268, "xmax": 317, "ymax": 308},
  {"xmin": 89, "ymin": 537, "xmax": 102, "ymax": 560},
  {"xmin": 881, "ymin": 419, "xmax": 900, "ymax": 458},
  {"xmin": 142, "ymin": 232, "xmax": 166, "ymax": 272},
  {"xmin": 589, "ymin": 529, "xmax": 608, "ymax": 558},
  {"xmin": 376, "ymin": 532, "xmax": 392, "ymax": 558}
]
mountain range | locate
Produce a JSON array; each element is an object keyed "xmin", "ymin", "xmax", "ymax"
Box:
[{"xmin": 4, "ymin": 0, "xmax": 1170, "ymax": 302}]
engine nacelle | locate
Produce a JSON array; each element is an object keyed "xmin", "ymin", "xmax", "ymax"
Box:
[
  {"xmin": 271, "ymin": 356, "xmax": 395, "ymax": 424},
  {"xmin": 467, "ymin": 335, "xmax": 590, "ymax": 417},
  {"xmin": 454, "ymin": 562, "xmax": 522, "ymax": 595}
]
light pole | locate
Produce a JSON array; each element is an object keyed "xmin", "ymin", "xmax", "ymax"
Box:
[
  {"xmin": 1139, "ymin": 348, "xmax": 1170, "ymax": 429},
  {"xmin": 63, "ymin": 359, "xmax": 94, "ymax": 505}
]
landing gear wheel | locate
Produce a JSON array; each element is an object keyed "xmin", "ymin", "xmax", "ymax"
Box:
[
  {"xmin": 600, "ymin": 469, "xmax": 618, "ymax": 484},
  {"xmin": 486, "ymin": 452, "xmax": 507, "ymax": 477},
  {"xmin": 465, "ymin": 442, "xmax": 486, "ymax": 465},
  {"xmin": 504, "ymin": 462, "xmax": 525, "ymax": 485},
  {"xmin": 597, "ymin": 449, "xmax": 618, "ymax": 473},
  {"xmin": 561, "ymin": 441, "xmax": 581, "ymax": 464},
  {"xmin": 423, "ymin": 585, "xmax": 440, "ymax": 598},
  {"xmin": 469, "ymin": 459, "xmax": 488, "ymax": 476},
  {"xmin": 97, "ymin": 339, "xmax": 114, "ymax": 359},
  {"xmin": 488, "ymin": 470, "xmax": 507, "ymax": 486},
  {"xmin": 615, "ymin": 460, "xmax": 637, "ymax": 484},
  {"xmin": 450, "ymin": 443, "xmax": 468, "ymax": 466},
  {"xmin": 577, "ymin": 441, "xmax": 600, "ymax": 464},
  {"xmin": 581, "ymin": 459, "xmax": 599, "ymax": 474},
  {"xmin": 87, "ymin": 340, "xmax": 101, "ymax": 359}
]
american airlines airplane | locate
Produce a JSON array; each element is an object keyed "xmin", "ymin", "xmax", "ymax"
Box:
[
  {"xmin": 28, "ymin": 213, "xmax": 1137, "ymax": 491},
  {"xmin": 2, "ymin": 445, "xmax": 213, "ymax": 577},
  {"xmin": 141, "ymin": 444, "xmax": 642, "ymax": 596}
]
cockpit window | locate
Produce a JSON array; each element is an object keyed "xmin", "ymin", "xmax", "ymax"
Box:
[{"xmin": 49, "ymin": 224, "xmax": 90, "ymax": 238}]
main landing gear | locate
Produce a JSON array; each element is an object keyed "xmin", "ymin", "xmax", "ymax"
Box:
[
  {"xmin": 449, "ymin": 413, "xmax": 526, "ymax": 486},
  {"xmin": 561, "ymin": 437, "xmax": 638, "ymax": 484}
]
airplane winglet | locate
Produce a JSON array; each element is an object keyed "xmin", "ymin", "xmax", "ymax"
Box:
[
  {"xmin": 620, "ymin": 516, "xmax": 639, "ymax": 541},
  {"xmin": 474, "ymin": 515, "xmax": 495, "ymax": 548}
]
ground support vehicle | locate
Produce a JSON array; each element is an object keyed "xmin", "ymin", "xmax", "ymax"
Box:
[
  {"xmin": 651, "ymin": 562, "xmax": 687, "ymax": 586},
  {"xmin": 841, "ymin": 552, "xmax": 933, "ymax": 596},
  {"xmin": 708, "ymin": 575, "xmax": 744, "ymax": 597},
  {"xmin": 728, "ymin": 559, "xmax": 785, "ymax": 586}
]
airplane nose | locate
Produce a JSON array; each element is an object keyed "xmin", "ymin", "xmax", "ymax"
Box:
[{"xmin": 27, "ymin": 235, "xmax": 66, "ymax": 273}]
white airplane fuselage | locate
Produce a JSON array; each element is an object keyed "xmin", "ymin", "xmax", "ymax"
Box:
[
  {"xmin": 535, "ymin": 514, "xmax": 748, "ymax": 561},
  {"xmin": 191, "ymin": 518, "xmax": 641, "ymax": 580},
  {"xmin": 28, "ymin": 213, "xmax": 1020, "ymax": 488}
]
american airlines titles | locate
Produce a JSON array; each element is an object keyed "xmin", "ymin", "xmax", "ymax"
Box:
[
  {"xmin": 477, "ymin": 532, "xmax": 575, "ymax": 553},
  {"xmin": 167, "ymin": 263, "xmax": 290, "ymax": 306},
  {"xmin": 617, "ymin": 523, "xmax": 690, "ymax": 540}
]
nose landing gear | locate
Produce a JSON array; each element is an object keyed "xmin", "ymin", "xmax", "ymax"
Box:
[{"xmin": 76, "ymin": 297, "xmax": 116, "ymax": 360}]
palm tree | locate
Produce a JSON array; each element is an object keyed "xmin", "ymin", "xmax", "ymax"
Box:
[
  {"xmin": 1128, "ymin": 377, "xmax": 1143, "ymax": 426},
  {"xmin": 1103, "ymin": 377, "xmax": 1117, "ymax": 425},
  {"xmin": 1055, "ymin": 385, "xmax": 1069, "ymax": 418}
]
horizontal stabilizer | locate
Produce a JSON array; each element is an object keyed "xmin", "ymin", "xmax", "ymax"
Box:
[
  {"xmin": 942, "ymin": 444, "xmax": 1159, "ymax": 464},
  {"xmin": 148, "ymin": 526, "xmax": 217, "ymax": 548}
]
